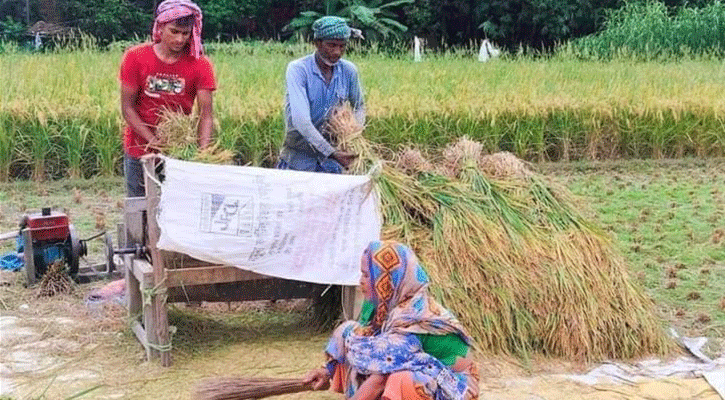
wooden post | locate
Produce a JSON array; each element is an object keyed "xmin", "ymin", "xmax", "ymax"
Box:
[
  {"xmin": 125, "ymin": 255, "xmax": 141, "ymax": 319},
  {"xmin": 22, "ymin": 229, "xmax": 35, "ymax": 285},
  {"xmin": 124, "ymin": 197, "xmax": 146, "ymax": 246},
  {"xmin": 125, "ymin": 254, "xmax": 153, "ymax": 360},
  {"xmin": 142, "ymin": 156, "xmax": 171, "ymax": 366},
  {"xmin": 341, "ymin": 285, "xmax": 363, "ymax": 321}
]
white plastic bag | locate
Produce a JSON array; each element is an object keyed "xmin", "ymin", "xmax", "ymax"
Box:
[
  {"xmin": 414, "ymin": 36, "xmax": 423, "ymax": 62},
  {"xmin": 156, "ymin": 157, "xmax": 381, "ymax": 285},
  {"xmin": 478, "ymin": 39, "xmax": 501, "ymax": 62}
]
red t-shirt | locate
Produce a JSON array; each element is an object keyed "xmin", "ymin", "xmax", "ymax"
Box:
[{"xmin": 119, "ymin": 43, "xmax": 216, "ymax": 158}]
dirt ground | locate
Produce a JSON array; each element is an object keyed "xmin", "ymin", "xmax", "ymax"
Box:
[
  {"xmin": 0, "ymin": 268, "xmax": 722, "ymax": 400},
  {"xmin": 1, "ymin": 164, "xmax": 723, "ymax": 400}
]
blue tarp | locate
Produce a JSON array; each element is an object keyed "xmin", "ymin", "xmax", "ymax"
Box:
[
  {"xmin": 1, "ymin": 235, "xmax": 24, "ymax": 271},
  {"xmin": 0, "ymin": 252, "xmax": 22, "ymax": 271}
]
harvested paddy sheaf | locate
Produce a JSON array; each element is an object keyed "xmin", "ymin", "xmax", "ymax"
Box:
[
  {"xmin": 330, "ymin": 103, "xmax": 671, "ymax": 361},
  {"xmin": 37, "ymin": 260, "xmax": 74, "ymax": 297},
  {"xmin": 152, "ymin": 109, "xmax": 234, "ymax": 164}
]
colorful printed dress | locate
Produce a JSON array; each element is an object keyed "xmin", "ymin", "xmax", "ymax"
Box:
[{"xmin": 324, "ymin": 241, "xmax": 480, "ymax": 400}]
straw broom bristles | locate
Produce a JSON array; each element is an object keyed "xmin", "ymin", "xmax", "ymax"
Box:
[
  {"xmin": 325, "ymin": 104, "xmax": 671, "ymax": 362},
  {"xmin": 193, "ymin": 377, "xmax": 312, "ymax": 400}
]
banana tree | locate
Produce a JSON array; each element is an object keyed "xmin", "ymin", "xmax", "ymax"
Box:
[{"xmin": 284, "ymin": 0, "xmax": 413, "ymax": 41}]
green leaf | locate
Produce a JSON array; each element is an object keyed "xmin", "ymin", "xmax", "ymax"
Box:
[
  {"xmin": 349, "ymin": 5, "xmax": 378, "ymax": 26},
  {"xmin": 378, "ymin": 0, "xmax": 414, "ymax": 10},
  {"xmin": 378, "ymin": 17, "xmax": 408, "ymax": 32}
]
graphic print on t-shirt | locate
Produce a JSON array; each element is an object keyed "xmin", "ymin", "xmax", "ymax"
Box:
[{"xmin": 145, "ymin": 74, "xmax": 185, "ymax": 98}]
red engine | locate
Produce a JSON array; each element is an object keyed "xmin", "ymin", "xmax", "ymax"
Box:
[{"xmin": 25, "ymin": 208, "xmax": 70, "ymax": 241}]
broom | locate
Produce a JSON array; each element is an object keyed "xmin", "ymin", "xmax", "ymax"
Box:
[{"xmin": 193, "ymin": 376, "xmax": 313, "ymax": 400}]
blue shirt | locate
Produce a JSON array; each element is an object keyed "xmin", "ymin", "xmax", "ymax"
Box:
[{"xmin": 281, "ymin": 53, "xmax": 365, "ymax": 164}]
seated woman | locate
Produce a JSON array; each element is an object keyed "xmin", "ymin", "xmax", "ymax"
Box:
[{"xmin": 304, "ymin": 240, "xmax": 479, "ymax": 400}]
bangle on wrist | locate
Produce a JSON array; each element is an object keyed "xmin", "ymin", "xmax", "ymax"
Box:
[{"xmin": 324, "ymin": 360, "xmax": 337, "ymax": 378}]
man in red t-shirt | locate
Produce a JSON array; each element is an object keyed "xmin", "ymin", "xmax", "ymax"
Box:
[{"xmin": 119, "ymin": 0, "xmax": 216, "ymax": 197}]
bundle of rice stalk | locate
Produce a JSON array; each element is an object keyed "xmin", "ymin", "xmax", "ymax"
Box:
[
  {"xmin": 193, "ymin": 143, "xmax": 235, "ymax": 164},
  {"xmin": 193, "ymin": 376, "xmax": 311, "ymax": 400},
  {"xmin": 399, "ymin": 142, "xmax": 670, "ymax": 361},
  {"xmin": 152, "ymin": 109, "xmax": 233, "ymax": 164},
  {"xmin": 396, "ymin": 148, "xmax": 434, "ymax": 175},
  {"xmin": 325, "ymin": 102, "xmax": 379, "ymax": 174},
  {"xmin": 37, "ymin": 260, "xmax": 74, "ymax": 297},
  {"xmin": 439, "ymin": 136, "xmax": 484, "ymax": 177},
  {"xmin": 153, "ymin": 107, "xmax": 198, "ymax": 153},
  {"xmin": 478, "ymin": 151, "xmax": 533, "ymax": 180},
  {"xmin": 327, "ymin": 111, "xmax": 671, "ymax": 361}
]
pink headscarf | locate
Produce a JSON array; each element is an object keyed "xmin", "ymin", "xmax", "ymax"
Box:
[{"xmin": 152, "ymin": 0, "xmax": 204, "ymax": 59}]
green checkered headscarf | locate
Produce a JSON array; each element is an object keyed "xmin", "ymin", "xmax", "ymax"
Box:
[{"xmin": 312, "ymin": 16, "xmax": 351, "ymax": 40}]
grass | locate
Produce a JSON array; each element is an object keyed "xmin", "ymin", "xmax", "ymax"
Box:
[{"xmin": 542, "ymin": 158, "xmax": 725, "ymax": 340}]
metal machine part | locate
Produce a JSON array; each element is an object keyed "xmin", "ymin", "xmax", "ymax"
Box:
[{"xmin": 21, "ymin": 208, "xmax": 123, "ymax": 284}]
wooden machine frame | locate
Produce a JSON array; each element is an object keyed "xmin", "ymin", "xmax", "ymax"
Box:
[{"xmin": 120, "ymin": 156, "xmax": 357, "ymax": 366}]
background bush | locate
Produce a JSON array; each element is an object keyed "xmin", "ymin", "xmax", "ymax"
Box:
[
  {"xmin": 571, "ymin": 1, "xmax": 725, "ymax": 59},
  {"xmin": 1, "ymin": 0, "xmax": 723, "ymax": 51}
]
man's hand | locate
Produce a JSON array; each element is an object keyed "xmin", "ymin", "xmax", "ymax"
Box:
[
  {"xmin": 197, "ymin": 89, "xmax": 214, "ymax": 149},
  {"xmin": 143, "ymin": 136, "xmax": 162, "ymax": 151},
  {"xmin": 302, "ymin": 367, "xmax": 330, "ymax": 390},
  {"xmin": 331, "ymin": 151, "xmax": 358, "ymax": 169}
]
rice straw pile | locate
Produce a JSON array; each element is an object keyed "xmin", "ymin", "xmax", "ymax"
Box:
[
  {"xmin": 329, "ymin": 102, "xmax": 671, "ymax": 361},
  {"xmin": 193, "ymin": 377, "xmax": 310, "ymax": 400},
  {"xmin": 152, "ymin": 109, "xmax": 234, "ymax": 163},
  {"xmin": 37, "ymin": 260, "xmax": 74, "ymax": 297}
]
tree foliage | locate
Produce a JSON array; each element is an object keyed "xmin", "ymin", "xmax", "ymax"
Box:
[
  {"xmin": 399, "ymin": 0, "xmax": 621, "ymax": 50},
  {"xmin": 0, "ymin": 0, "xmax": 723, "ymax": 51},
  {"xmin": 62, "ymin": 0, "xmax": 150, "ymax": 44},
  {"xmin": 0, "ymin": 15, "xmax": 26, "ymax": 41},
  {"xmin": 284, "ymin": 0, "xmax": 413, "ymax": 41}
]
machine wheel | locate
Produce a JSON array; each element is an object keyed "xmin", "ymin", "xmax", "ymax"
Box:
[{"xmin": 68, "ymin": 224, "xmax": 85, "ymax": 276}]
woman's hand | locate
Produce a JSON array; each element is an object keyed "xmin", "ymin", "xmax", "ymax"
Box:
[
  {"xmin": 451, "ymin": 356, "xmax": 474, "ymax": 373},
  {"xmin": 302, "ymin": 367, "xmax": 330, "ymax": 390},
  {"xmin": 350, "ymin": 374, "xmax": 387, "ymax": 400}
]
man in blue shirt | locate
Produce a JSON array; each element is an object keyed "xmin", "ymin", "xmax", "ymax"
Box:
[{"xmin": 278, "ymin": 16, "xmax": 365, "ymax": 173}]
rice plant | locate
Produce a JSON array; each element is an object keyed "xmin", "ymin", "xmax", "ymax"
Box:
[
  {"xmin": 0, "ymin": 115, "xmax": 13, "ymax": 182},
  {"xmin": 14, "ymin": 111, "xmax": 58, "ymax": 181},
  {"xmin": 60, "ymin": 121, "xmax": 90, "ymax": 179},
  {"xmin": 91, "ymin": 118, "xmax": 122, "ymax": 177},
  {"xmin": 1, "ymin": 41, "xmax": 725, "ymax": 179}
]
